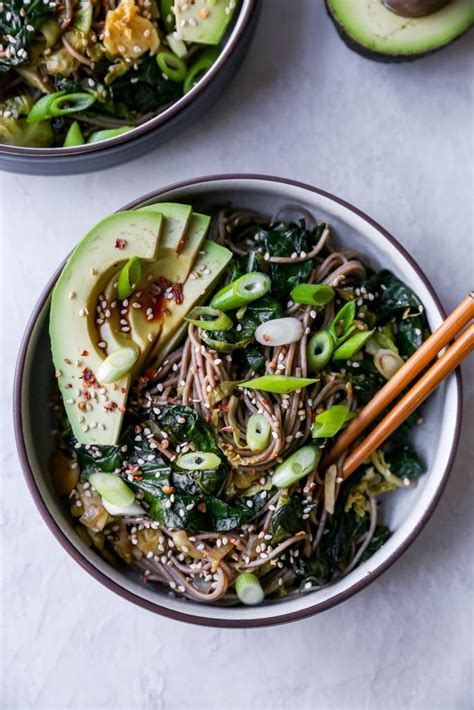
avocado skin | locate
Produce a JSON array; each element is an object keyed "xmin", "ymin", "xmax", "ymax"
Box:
[{"xmin": 325, "ymin": 0, "xmax": 473, "ymax": 62}]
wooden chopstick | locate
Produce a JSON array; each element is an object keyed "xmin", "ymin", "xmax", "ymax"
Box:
[
  {"xmin": 341, "ymin": 323, "xmax": 474, "ymax": 479},
  {"xmin": 324, "ymin": 292, "xmax": 474, "ymax": 470}
]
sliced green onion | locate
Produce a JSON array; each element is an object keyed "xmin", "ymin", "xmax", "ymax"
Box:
[
  {"xmin": 290, "ymin": 284, "xmax": 335, "ymax": 307},
  {"xmin": 102, "ymin": 499, "xmax": 144, "ymax": 516},
  {"xmin": 201, "ymin": 332, "xmax": 253, "ymax": 352},
  {"xmin": 87, "ymin": 126, "xmax": 133, "ymax": 143},
  {"xmin": 307, "ymin": 331, "xmax": 334, "ymax": 372},
  {"xmin": 272, "ymin": 446, "xmax": 321, "ymax": 488},
  {"xmin": 89, "ymin": 472, "xmax": 135, "ymax": 506},
  {"xmin": 28, "ymin": 91, "xmax": 95, "ymax": 122},
  {"xmin": 374, "ymin": 349, "xmax": 405, "ymax": 379},
  {"xmin": 96, "ymin": 347, "xmax": 139, "ymax": 384},
  {"xmin": 176, "ymin": 451, "xmax": 222, "ymax": 470},
  {"xmin": 157, "ymin": 50, "xmax": 187, "ymax": 82},
  {"xmin": 166, "ymin": 32, "xmax": 187, "ymax": 58},
  {"xmin": 183, "ymin": 47, "xmax": 219, "ymax": 94},
  {"xmin": 27, "ymin": 91, "xmax": 65, "ymax": 122},
  {"xmin": 246, "ymin": 413, "xmax": 271, "ymax": 453},
  {"xmin": 332, "ymin": 329, "xmax": 375, "ymax": 361},
  {"xmin": 211, "ymin": 272, "xmax": 271, "ymax": 311},
  {"xmin": 240, "ymin": 374, "xmax": 318, "ymax": 394},
  {"xmin": 185, "ymin": 306, "xmax": 233, "ymax": 331},
  {"xmin": 160, "ymin": 0, "xmax": 175, "ymax": 32},
  {"xmin": 328, "ymin": 300, "xmax": 357, "ymax": 345},
  {"xmin": 235, "ymin": 572, "xmax": 264, "ymax": 605},
  {"xmin": 63, "ymin": 120, "xmax": 84, "ymax": 147},
  {"xmin": 117, "ymin": 256, "xmax": 142, "ymax": 300},
  {"xmin": 311, "ymin": 404, "xmax": 356, "ymax": 439}
]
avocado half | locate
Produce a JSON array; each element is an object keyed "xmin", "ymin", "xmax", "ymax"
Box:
[{"xmin": 326, "ymin": 0, "xmax": 474, "ymax": 62}]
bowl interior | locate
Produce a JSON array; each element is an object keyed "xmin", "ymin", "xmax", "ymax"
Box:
[{"xmin": 17, "ymin": 177, "xmax": 461, "ymax": 626}]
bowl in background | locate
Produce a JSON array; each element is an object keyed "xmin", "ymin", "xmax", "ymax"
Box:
[
  {"xmin": 0, "ymin": 2, "xmax": 258, "ymax": 176},
  {"xmin": 14, "ymin": 174, "xmax": 462, "ymax": 627}
]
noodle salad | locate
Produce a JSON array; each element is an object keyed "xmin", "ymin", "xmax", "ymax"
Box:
[
  {"xmin": 0, "ymin": 0, "xmax": 238, "ymax": 148},
  {"xmin": 50, "ymin": 203, "xmax": 429, "ymax": 605}
]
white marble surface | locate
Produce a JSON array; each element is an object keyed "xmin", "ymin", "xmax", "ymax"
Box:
[{"xmin": 1, "ymin": 2, "xmax": 473, "ymax": 709}]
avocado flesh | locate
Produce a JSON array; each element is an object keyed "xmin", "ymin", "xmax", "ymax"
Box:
[
  {"xmin": 49, "ymin": 211, "xmax": 163, "ymax": 446},
  {"xmin": 326, "ymin": 0, "xmax": 473, "ymax": 61},
  {"xmin": 174, "ymin": 0, "xmax": 237, "ymax": 45},
  {"xmin": 149, "ymin": 239, "xmax": 233, "ymax": 365},
  {"xmin": 98, "ymin": 203, "xmax": 193, "ymax": 355},
  {"xmin": 128, "ymin": 212, "xmax": 211, "ymax": 360}
]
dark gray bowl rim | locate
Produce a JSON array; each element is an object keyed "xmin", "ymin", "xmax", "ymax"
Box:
[
  {"xmin": 0, "ymin": 1, "xmax": 257, "ymax": 159},
  {"xmin": 13, "ymin": 173, "xmax": 463, "ymax": 628}
]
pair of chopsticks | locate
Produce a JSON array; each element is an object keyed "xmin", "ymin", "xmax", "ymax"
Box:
[{"xmin": 324, "ymin": 293, "xmax": 474, "ymax": 480}]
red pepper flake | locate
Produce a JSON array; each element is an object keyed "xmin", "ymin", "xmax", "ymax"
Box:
[
  {"xmin": 78, "ymin": 401, "xmax": 88, "ymax": 412},
  {"xmin": 82, "ymin": 391, "xmax": 91, "ymax": 400},
  {"xmin": 159, "ymin": 439, "xmax": 170, "ymax": 450},
  {"xmin": 103, "ymin": 401, "xmax": 117, "ymax": 411},
  {"xmin": 119, "ymin": 406, "xmax": 126, "ymax": 413},
  {"xmin": 263, "ymin": 334, "xmax": 271, "ymax": 342},
  {"xmin": 197, "ymin": 502, "xmax": 207, "ymax": 513},
  {"xmin": 176, "ymin": 238, "xmax": 185, "ymax": 254},
  {"xmin": 81, "ymin": 350, "xmax": 89, "ymax": 357},
  {"xmin": 162, "ymin": 485, "xmax": 174, "ymax": 495},
  {"xmin": 65, "ymin": 383, "xmax": 73, "ymax": 389},
  {"xmin": 134, "ymin": 425, "xmax": 142, "ymax": 434},
  {"xmin": 219, "ymin": 403, "xmax": 230, "ymax": 413},
  {"xmin": 171, "ymin": 282, "xmax": 184, "ymax": 305},
  {"xmin": 145, "ymin": 368, "xmax": 155, "ymax": 380},
  {"xmin": 120, "ymin": 387, "xmax": 126, "ymax": 394},
  {"xmin": 115, "ymin": 238, "xmax": 127, "ymax": 250},
  {"xmin": 82, "ymin": 368, "xmax": 97, "ymax": 388}
]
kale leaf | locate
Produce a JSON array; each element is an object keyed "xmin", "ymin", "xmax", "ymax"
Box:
[
  {"xmin": 211, "ymin": 294, "xmax": 283, "ymax": 349},
  {"xmin": 107, "ymin": 58, "xmax": 182, "ymax": 116},
  {"xmin": 269, "ymin": 497, "xmax": 303, "ymax": 537},
  {"xmin": 385, "ymin": 446, "xmax": 426, "ymax": 481},
  {"xmin": 0, "ymin": 0, "xmax": 55, "ymax": 73},
  {"xmin": 361, "ymin": 525, "xmax": 391, "ymax": 561},
  {"xmin": 255, "ymin": 221, "xmax": 325, "ymax": 299},
  {"xmin": 142, "ymin": 403, "xmax": 221, "ymax": 457}
]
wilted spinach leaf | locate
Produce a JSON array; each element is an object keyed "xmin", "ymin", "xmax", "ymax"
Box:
[
  {"xmin": 385, "ymin": 447, "xmax": 426, "ymax": 481},
  {"xmin": 142, "ymin": 403, "xmax": 221, "ymax": 457},
  {"xmin": 361, "ymin": 525, "xmax": 391, "ymax": 561},
  {"xmin": 107, "ymin": 58, "xmax": 181, "ymax": 116},
  {"xmin": 397, "ymin": 314, "xmax": 426, "ymax": 358},
  {"xmin": 211, "ymin": 294, "xmax": 283, "ymax": 348},
  {"xmin": 363, "ymin": 270, "xmax": 425, "ymax": 321},
  {"xmin": 0, "ymin": 0, "xmax": 55, "ymax": 72},
  {"xmin": 269, "ymin": 497, "xmax": 303, "ymax": 538},
  {"xmin": 255, "ymin": 221, "xmax": 326, "ymax": 299}
]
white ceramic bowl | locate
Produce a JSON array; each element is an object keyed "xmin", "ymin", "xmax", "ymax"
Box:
[{"xmin": 14, "ymin": 175, "xmax": 462, "ymax": 627}]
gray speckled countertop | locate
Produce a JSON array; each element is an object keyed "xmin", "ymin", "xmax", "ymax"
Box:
[{"xmin": 1, "ymin": 2, "xmax": 473, "ymax": 709}]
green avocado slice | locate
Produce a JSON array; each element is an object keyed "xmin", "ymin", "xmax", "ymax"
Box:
[
  {"xmin": 174, "ymin": 0, "xmax": 237, "ymax": 45},
  {"xmin": 326, "ymin": 0, "xmax": 473, "ymax": 61},
  {"xmin": 50, "ymin": 210, "xmax": 163, "ymax": 446},
  {"xmin": 98, "ymin": 203, "xmax": 193, "ymax": 355},
  {"xmin": 128, "ymin": 212, "xmax": 211, "ymax": 367},
  {"xmin": 149, "ymin": 239, "xmax": 233, "ymax": 365}
]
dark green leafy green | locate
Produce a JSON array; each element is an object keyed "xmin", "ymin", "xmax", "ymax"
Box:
[
  {"xmin": 255, "ymin": 221, "xmax": 326, "ymax": 299},
  {"xmin": 363, "ymin": 270, "xmax": 425, "ymax": 321},
  {"xmin": 385, "ymin": 447, "xmax": 426, "ymax": 481},
  {"xmin": 142, "ymin": 403, "xmax": 221, "ymax": 457},
  {"xmin": 269, "ymin": 497, "xmax": 303, "ymax": 538},
  {"xmin": 107, "ymin": 58, "xmax": 182, "ymax": 116},
  {"xmin": 397, "ymin": 315, "xmax": 426, "ymax": 358},
  {"xmin": 210, "ymin": 294, "xmax": 283, "ymax": 349},
  {"xmin": 0, "ymin": 0, "xmax": 55, "ymax": 72},
  {"xmin": 361, "ymin": 525, "xmax": 391, "ymax": 561},
  {"xmin": 239, "ymin": 344, "xmax": 266, "ymax": 374}
]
